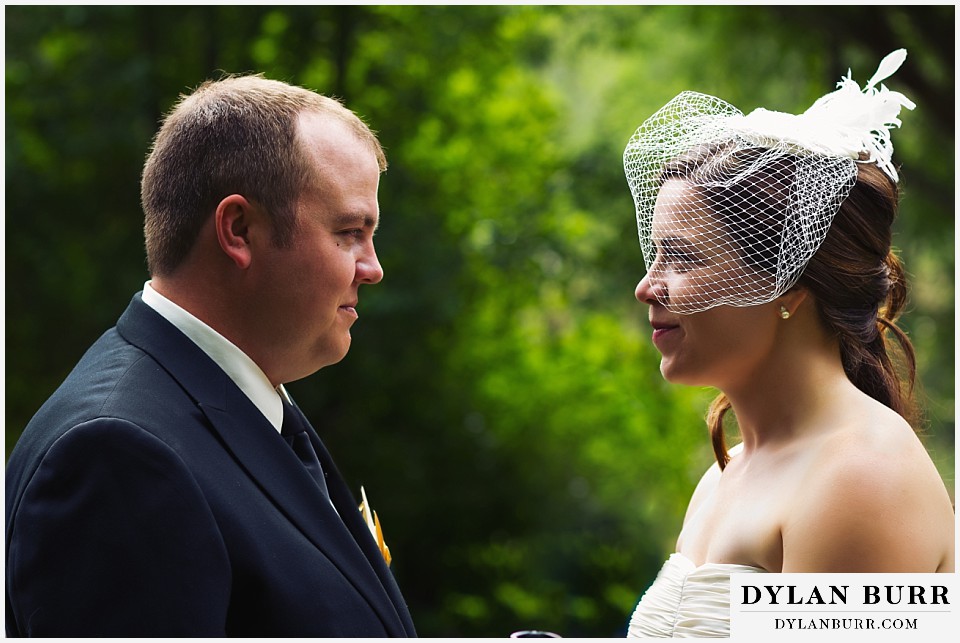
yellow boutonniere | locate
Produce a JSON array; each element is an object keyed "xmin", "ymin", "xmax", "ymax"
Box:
[{"xmin": 359, "ymin": 486, "xmax": 392, "ymax": 567}]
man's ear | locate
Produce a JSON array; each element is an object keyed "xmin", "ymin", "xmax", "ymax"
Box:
[{"xmin": 215, "ymin": 194, "xmax": 255, "ymax": 269}]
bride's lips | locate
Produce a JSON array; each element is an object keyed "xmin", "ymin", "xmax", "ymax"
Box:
[
  {"xmin": 650, "ymin": 319, "xmax": 680, "ymax": 348},
  {"xmin": 339, "ymin": 302, "xmax": 358, "ymax": 318}
]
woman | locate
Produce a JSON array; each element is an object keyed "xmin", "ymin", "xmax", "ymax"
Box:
[{"xmin": 623, "ymin": 50, "xmax": 954, "ymax": 638}]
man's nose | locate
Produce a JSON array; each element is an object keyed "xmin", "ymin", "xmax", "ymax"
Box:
[{"xmin": 358, "ymin": 243, "xmax": 384, "ymax": 284}]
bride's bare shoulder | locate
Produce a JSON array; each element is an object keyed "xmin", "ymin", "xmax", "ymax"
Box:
[
  {"xmin": 813, "ymin": 405, "xmax": 944, "ymax": 494},
  {"xmin": 783, "ymin": 409, "xmax": 954, "ymax": 572}
]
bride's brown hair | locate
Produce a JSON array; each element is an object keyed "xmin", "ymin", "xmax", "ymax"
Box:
[{"xmin": 705, "ymin": 160, "xmax": 918, "ymax": 469}]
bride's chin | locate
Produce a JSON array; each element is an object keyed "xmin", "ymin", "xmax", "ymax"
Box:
[
  {"xmin": 659, "ymin": 360, "xmax": 702, "ymax": 386},
  {"xmin": 659, "ymin": 359, "xmax": 681, "ymax": 382}
]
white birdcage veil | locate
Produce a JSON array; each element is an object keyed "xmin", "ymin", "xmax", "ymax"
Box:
[{"xmin": 624, "ymin": 50, "xmax": 915, "ymax": 314}]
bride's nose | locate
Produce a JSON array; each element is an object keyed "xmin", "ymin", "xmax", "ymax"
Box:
[{"xmin": 635, "ymin": 271, "xmax": 665, "ymax": 305}]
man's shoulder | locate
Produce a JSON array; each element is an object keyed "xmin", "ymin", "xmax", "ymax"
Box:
[
  {"xmin": 13, "ymin": 326, "xmax": 190, "ymax": 459},
  {"xmin": 56, "ymin": 327, "xmax": 167, "ymax": 407}
]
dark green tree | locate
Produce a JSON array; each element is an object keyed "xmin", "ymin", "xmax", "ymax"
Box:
[{"xmin": 6, "ymin": 5, "xmax": 953, "ymax": 636}]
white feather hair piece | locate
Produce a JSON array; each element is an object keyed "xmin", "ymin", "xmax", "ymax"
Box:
[{"xmin": 729, "ymin": 49, "xmax": 915, "ymax": 182}]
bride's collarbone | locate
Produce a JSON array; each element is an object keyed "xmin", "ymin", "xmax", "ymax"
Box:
[{"xmin": 678, "ymin": 458, "xmax": 794, "ymax": 570}]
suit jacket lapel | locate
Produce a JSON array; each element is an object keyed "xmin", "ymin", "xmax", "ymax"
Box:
[
  {"xmin": 288, "ymin": 403, "xmax": 417, "ymax": 636},
  {"xmin": 116, "ymin": 294, "xmax": 411, "ymax": 636}
]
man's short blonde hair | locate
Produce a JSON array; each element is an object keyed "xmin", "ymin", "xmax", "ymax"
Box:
[{"xmin": 141, "ymin": 74, "xmax": 386, "ymax": 276}]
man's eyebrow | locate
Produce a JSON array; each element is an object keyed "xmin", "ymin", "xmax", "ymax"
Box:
[{"xmin": 334, "ymin": 212, "xmax": 380, "ymax": 231}]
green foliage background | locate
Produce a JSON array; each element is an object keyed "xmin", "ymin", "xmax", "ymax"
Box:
[{"xmin": 5, "ymin": 5, "xmax": 954, "ymax": 637}]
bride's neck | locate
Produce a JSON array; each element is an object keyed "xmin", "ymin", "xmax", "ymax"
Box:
[{"xmin": 724, "ymin": 341, "xmax": 853, "ymax": 451}]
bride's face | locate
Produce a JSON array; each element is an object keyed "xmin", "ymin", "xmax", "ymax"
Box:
[{"xmin": 635, "ymin": 180, "xmax": 780, "ymax": 387}]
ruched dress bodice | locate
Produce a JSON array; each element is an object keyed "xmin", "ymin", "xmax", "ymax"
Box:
[{"xmin": 627, "ymin": 553, "xmax": 765, "ymax": 638}]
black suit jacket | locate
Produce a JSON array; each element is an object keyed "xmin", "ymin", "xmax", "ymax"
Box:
[{"xmin": 5, "ymin": 294, "xmax": 417, "ymax": 637}]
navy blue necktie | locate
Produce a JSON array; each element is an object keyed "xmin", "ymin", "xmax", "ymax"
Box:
[{"xmin": 281, "ymin": 399, "xmax": 330, "ymax": 499}]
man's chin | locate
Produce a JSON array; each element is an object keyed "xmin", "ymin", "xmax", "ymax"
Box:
[
  {"xmin": 327, "ymin": 336, "xmax": 352, "ymax": 366},
  {"xmin": 297, "ymin": 338, "xmax": 352, "ymax": 377}
]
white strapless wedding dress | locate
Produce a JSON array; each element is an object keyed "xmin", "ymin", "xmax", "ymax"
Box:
[{"xmin": 627, "ymin": 552, "xmax": 766, "ymax": 638}]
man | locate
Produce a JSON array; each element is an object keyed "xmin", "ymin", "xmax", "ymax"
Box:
[{"xmin": 5, "ymin": 75, "xmax": 416, "ymax": 637}]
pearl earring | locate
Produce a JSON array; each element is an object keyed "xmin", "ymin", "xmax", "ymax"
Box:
[{"xmin": 779, "ymin": 305, "xmax": 791, "ymax": 319}]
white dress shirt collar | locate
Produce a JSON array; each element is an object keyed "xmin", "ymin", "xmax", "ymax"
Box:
[{"xmin": 141, "ymin": 281, "xmax": 286, "ymax": 432}]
